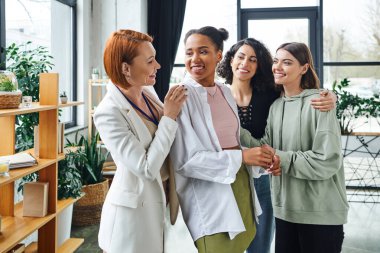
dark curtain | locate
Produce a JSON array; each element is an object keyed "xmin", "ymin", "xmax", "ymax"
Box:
[
  {"xmin": 0, "ymin": 0, "xmax": 6, "ymax": 70},
  {"xmin": 148, "ymin": 0, "xmax": 187, "ymax": 101}
]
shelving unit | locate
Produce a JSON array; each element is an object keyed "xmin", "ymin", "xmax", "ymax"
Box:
[
  {"xmin": 87, "ymin": 78, "xmax": 116, "ymax": 185},
  {"xmin": 88, "ymin": 79, "xmax": 108, "ymax": 137},
  {"xmin": 0, "ymin": 73, "xmax": 84, "ymax": 253}
]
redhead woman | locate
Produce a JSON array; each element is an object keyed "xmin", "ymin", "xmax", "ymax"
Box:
[
  {"xmin": 94, "ymin": 29, "xmax": 187, "ymax": 253},
  {"xmin": 170, "ymin": 26, "xmax": 281, "ymax": 253}
]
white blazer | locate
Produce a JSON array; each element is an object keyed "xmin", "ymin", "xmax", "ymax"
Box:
[
  {"xmin": 94, "ymin": 82, "xmax": 178, "ymax": 253},
  {"xmin": 170, "ymin": 76, "xmax": 259, "ymax": 242}
]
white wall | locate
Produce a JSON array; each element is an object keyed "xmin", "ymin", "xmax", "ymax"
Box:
[
  {"xmin": 90, "ymin": 0, "xmax": 147, "ymax": 79},
  {"xmin": 73, "ymin": 0, "xmax": 147, "ymax": 136}
]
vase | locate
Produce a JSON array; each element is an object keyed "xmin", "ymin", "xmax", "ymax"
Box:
[
  {"xmin": 60, "ymin": 96, "xmax": 68, "ymax": 104},
  {"xmin": 0, "ymin": 70, "xmax": 22, "ymax": 109}
]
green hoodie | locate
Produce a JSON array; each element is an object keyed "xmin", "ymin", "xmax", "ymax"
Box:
[{"xmin": 241, "ymin": 89, "xmax": 349, "ymax": 225}]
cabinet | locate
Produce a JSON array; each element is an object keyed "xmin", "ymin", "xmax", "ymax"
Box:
[{"xmin": 0, "ymin": 73, "xmax": 84, "ymax": 253}]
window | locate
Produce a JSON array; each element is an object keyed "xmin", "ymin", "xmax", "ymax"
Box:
[
  {"xmin": 241, "ymin": 0, "xmax": 318, "ymax": 8},
  {"xmin": 323, "ymin": 0, "xmax": 380, "ymax": 132},
  {"xmin": 323, "ymin": 0, "xmax": 380, "ymax": 88},
  {"xmin": 171, "ymin": 0, "xmax": 237, "ymax": 84},
  {"xmin": 1, "ymin": 0, "xmax": 77, "ymax": 128}
]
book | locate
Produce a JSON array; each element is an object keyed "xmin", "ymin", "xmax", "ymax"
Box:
[
  {"xmin": 34, "ymin": 125, "xmax": 39, "ymax": 157},
  {"xmin": 23, "ymin": 182, "xmax": 49, "ymax": 217},
  {"xmin": 58, "ymin": 122, "xmax": 65, "ymax": 153},
  {"xmin": 34, "ymin": 123, "xmax": 64, "ymax": 155},
  {"xmin": 0, "ymin": 153, "xmax": 37, "ymax": 169}
]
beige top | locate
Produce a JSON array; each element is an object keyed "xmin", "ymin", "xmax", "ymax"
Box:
[
  {"xmin": 205, "ymin": 85, "xmax": 239, "ymax": 149},
  {"xmin": 137, "ymin": 94, "xmax": 170, "ymax": 181}
]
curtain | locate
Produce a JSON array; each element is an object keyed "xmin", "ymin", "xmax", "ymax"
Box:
[{"xmin": 148, "ymin": 0, "xmax": 187, "ymax": 101}]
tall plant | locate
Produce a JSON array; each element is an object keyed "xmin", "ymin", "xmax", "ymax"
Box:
[
  {"xmin": 66, "ymin": 133, "xmax": 109, "ymax": 185},
  {"xmin": 6, "ymin": 41, "xmax": 54, "ymax": 151}
]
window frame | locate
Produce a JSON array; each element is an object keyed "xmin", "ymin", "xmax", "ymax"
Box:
[
  {"xmin": 173, "ymin": 0, "xmax": 380, "ymax": 89},
  {"xmin": 0, "ymin": 0, "xmax": 78, "ymax": 129}
]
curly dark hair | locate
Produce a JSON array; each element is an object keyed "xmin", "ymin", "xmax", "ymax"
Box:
[{"xmin": 217, "ymin": 38, "xmax": 275, "ymax": 92}]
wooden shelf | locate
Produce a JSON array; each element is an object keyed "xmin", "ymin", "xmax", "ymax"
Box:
[
  {"xmin": 57, "ymin": 238, "xmax": 84, "ymax": 253},
  {"xmin": 58, "ymin": 101, "xmax": 84, "ymax": 108},
  {"xmin": 25, "ymin": 238, "xmax": 84, "ymax": 253},
  {"xmin": 57, "ymin": 197, "xmax": 80, "ymax": 215},
  {"xmin": 0, "ymin": 103, "xmax": 56, "ymax": 117},
  {"xmin": 24, "ymin": 242, "xmax": 37, "ymax": 253},
  {"xmin": 0, "ymin": 202, "xmax": 55, "ymax": 253},
  {"xmin": 0, "ymin": 73, "xmax": 84, "ymax": 252},
  {"xmin": 0, "ymin": 157, "xmax": 56, "ymax": 187},
  {"xmin": 89, "ymin": 79, "xmax": 108, "ymax": 86},
  {"xmin": 0, "ymin": 149, "xmax": 64, "ymax": 186}
]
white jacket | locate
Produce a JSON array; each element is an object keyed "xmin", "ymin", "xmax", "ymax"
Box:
[
  {"xmin": 170, "ymin": 76, "xmax": 258, "ymax": 242},
  {"xmin": 94, "ymin": 82, "xmax": 178, "ymax": 252}
]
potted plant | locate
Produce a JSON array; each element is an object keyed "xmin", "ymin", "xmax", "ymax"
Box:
[
  {"xmin": 333, "ymin": 78, "xmax": 380, "ymax": 200},
  {"xmin": 0, "ymin": 70, "xmax": 22, "ymax": 109},
  {"xmin": 60, "ymin": 91, "xmax": 68, "ymax": 104},
  {"xmin": 6, "ymin": 41, "xmax": 54, "ymax": 152},
  {"xmin": 91, "ymin": 68, "xmax": 100, "ymax": 80},
  {"xmin": 57, "ymin": 156, "xmax": 82, "ymax": 246},
  {"xmin": 67, "ymin": 132, "xmax": 110, "ymax": 226},
  {"xmin": 333, "ymin": 78, "xmax": 380, "ymax": 135}
]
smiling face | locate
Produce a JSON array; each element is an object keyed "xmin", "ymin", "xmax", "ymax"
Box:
[
  {"xmin": 184, "ymin": 34, "xmax": 222, "ymax": 87},
  {"xmin": 123, "ymin": 41, "xmax": 161, "ymax": 87},
  {"xmin": 272, "ymin": 48, "xmax": 308, "ymax": 89},
  {"xmin": 230, "ymin": 44, "xmax": 258, "ymax": 82}
]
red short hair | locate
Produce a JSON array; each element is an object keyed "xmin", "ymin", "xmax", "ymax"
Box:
[{"xmin": 103, "ymin": 30, "xmax": 153, "ymax": 89}]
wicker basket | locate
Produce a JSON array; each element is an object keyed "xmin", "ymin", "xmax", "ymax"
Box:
[
  {"xmin": 0, "ymin": 92, "xmax": 22, "ymax": 109},
  {"xmin": 72, "ymin": 178, "xmax": 109, "ymax": 226}
]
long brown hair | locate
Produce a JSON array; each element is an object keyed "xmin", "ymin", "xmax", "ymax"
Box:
[
  {"xmin": 103, "ymin": 29, "xmax": 153, "ymax": 89},
  {"xmin": 276, "ymin": 42, "xmax": 320, "ymax": 89}
]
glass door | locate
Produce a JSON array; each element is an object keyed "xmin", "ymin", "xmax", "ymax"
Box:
[{"xmin": 240, "ymin": 7, "xmax": 322, "ymax": 78}]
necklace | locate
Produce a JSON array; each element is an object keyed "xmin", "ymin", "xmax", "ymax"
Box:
[{"xmin": 206, "ymin": 85, "xmax": 218, "ymax": 98}]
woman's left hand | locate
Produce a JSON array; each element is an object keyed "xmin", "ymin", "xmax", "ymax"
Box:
[
  {"xmin": 310, "ymin": 90, "xmax": 337, "ymax": 112},
  {"xmin": 267, "ymin": 155, "xmax": 281, "ymax": 176}
]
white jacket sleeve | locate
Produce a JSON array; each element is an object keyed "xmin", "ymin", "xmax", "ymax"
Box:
[
  {"xmin": 170, "ymin": 103, "xmax": 242, "ymax": 184},
  {"xmin": 94, "ymin": 105, "xmax": 178, "ymax": 181}
]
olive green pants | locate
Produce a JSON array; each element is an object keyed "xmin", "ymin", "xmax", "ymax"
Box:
[{"xmin": 195, "ymin": 165, "xmax": 256, "ymax": 253}]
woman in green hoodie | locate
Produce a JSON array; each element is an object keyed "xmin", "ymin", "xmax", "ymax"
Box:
[{"xmin": 241, "ymin": 42, "xmax": 349, "ymax": 253}]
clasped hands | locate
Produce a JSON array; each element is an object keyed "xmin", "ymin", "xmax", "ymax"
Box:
[{"xmin": 242, "ymin": 144, "xmax": 281, "ymax": 176}]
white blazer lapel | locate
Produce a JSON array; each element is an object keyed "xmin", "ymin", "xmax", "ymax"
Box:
[{"xmin": 106, "ymin": 82, "xmax": 153, "ymax": 149}]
